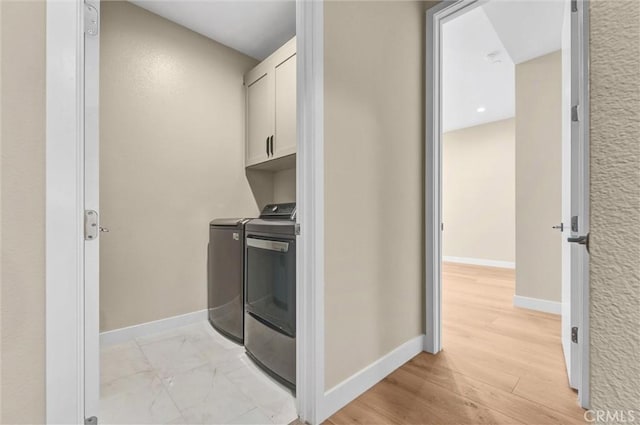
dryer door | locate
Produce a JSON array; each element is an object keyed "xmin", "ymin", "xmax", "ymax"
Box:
[{"xmin": 245, "ymin": 236, "xmax": 296, "ymax": 337}]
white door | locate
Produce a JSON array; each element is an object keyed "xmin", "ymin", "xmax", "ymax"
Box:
[
  {"xmin": 561, "ymin": 0, "xmax": 589, "ymax": 398},
  {"xmin": 84, "ymin": 0, "xmax": 101, "ymax": 421}
]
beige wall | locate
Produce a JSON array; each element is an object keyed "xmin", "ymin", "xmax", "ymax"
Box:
[
  {"xmin": 589, "ymin": 0, "xmax": 640, "ymax": 414},
  {"xmin": 0, "ymin": 1, "xmax": 46, "ymax": 423},
  {"xmin": 324, "ymin": 0, "xmax": 430, "ymax": 390},
  {"xmin": 515, "ymin": 51, "xmax": 563, "ymax": 303},
  {"xmin": 273, "ymin": 168, "xmax": 296, "ymax": 203},
  {"xmin": 99, "ymin": 2, "xmax": 259, "ymax": 331},
  {"xmin": 443, "ymin": 119, "xmax": 516, "ymax": 264}
]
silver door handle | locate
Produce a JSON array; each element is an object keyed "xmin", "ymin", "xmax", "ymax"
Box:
[{"xmin": 247, "ymin": 238, "xmax": 289, "ymax": 252}]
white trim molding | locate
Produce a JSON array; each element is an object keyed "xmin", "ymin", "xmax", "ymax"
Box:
[
  {"xmin": 100, "ymin": 310, "xmax": 208, "ymax": 347},
  {"xmin": 295, "ymin": 0, "xmax": 324, "ymax": 423},
  {"xmin": 321, "ymin": 335, "xmax": 425, "ymax": 422},
  {"xmin": 574, "ymin": 0, "xmax": 590, "ymax": 409},
  {"xmin": 513, "ymin": 295, "xmax": 562, "ymax": 315},
  {"xmin": 443, "ymin": 256, "xmax": 515, "ymax": 269},
  {"xmin": 425, "ymin": 0, "xmax": 483, "ymax": 356},
  {"xmin": 46, "ymin": 1, "xmax": 86, "ymax": 423}
]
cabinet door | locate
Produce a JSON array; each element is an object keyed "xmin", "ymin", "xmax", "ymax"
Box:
[
  {"xmin": 246, "ymin": 73, "xmax": 272, "ymax": 166},
  {"xmin": 273, "ymin": 54, "xmax": 297, "ymax": 159}
]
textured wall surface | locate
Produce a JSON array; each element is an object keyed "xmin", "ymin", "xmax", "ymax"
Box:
[
  {"xmin": 589, "ymin": 0, "xmax": 640, "ymax": 414},
  {"xmin": 100, "ymin": 2, "xmax": 259, "ymax": 331},
  {"xmin": 323, "ymin": 0, "xmax": 430, "ymax": 389},
  {"xmin": 443, "ymin": 119, "xmax": 516, "ymax": 264},
  {"xmin": 515, "ymin": 51, "xmax": 563, "ymax": 303},
  {"xmin": 0, "ymin": 1, "xmax": 46, "ymax": 423}
]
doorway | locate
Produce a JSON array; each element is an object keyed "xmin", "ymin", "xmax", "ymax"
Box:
[
  {"xmin": 93, "ymin": 2, "xmax": 297, "ymax": 423},
  {"xmin": 45, "ymin": 0, "xmax": 324, "ymax": 423},
  {"xmin": 425, "ymin": 0, "xmax": 590, "ymax": 410}
]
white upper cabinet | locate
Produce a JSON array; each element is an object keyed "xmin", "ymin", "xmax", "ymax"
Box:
[
  {"xmin": 244, "ymin": 37, "xmax": 296, "ymax": 168},
  {"xmin": 246, "ymin": 72, "xmax": 272, "ymax": 165},
  {"xmin": 274, "ymin": 53, "xmax": 297, "ymax": 158}
]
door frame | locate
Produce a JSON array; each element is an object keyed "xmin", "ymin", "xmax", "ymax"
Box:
[
  {"xmin": 424, "ymin": 0, "xmax": 591, "ymax": 408},
  {"xmin": 296, "ymin": 0, "xmax": 325, "ymax": 423},
  {"xmin": 45, "ymin": 0, "xmax": 86, "ymax": 422},
  {"xmin": 44, "ymin": 0, "xmax": 324, "ymax": 423}
]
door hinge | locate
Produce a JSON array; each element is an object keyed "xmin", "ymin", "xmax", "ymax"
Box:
[
  {"xmin": 571, "ymin": 327, "xmax": 579, "ymax": 343},
  {"xmin": 85, "ymin": 417, "xmax": 98, "ymax": 425},
  {"xmin": 84, "ymin": 3, "xmax": 99, "ymax": 36},
  {"xmin": 85, "ymin": 210, "xmax": 99, "ymax": 241},
  {"xmin": 295, "ymin": 223, "xmax": 301, "ymax": 236},
  {"xmin": 571, "ymin": 0, "xmax": 578, "ymax": 12},
  {"xmin": 571, "ymin": 105, "xmax": 580, "ymax": 122}
]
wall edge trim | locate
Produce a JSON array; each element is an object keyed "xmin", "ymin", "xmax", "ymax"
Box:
[
  {"xmin": 320, "ymin": 334, "xmax": 425, "ymax": 422},
  {"xmin": 443, "ymin": 256, "xmax": 515, "ymax": 269},
  {"xmin": 100, "ymin": 309, "xmax": 208, "ymax": 346},
  {"xmin": 513, "ymin": 295, "xmax": 561, "ymax": 315}
]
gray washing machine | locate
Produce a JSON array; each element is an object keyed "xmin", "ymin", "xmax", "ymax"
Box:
[{"xmin": 207, "ymin": 218, "xmax": 251, "ymax": 344}]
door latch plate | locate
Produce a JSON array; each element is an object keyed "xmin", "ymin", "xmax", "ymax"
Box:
[
  {"xmin": 84, "ymin": 3, "xmax": 99, "ymax": 36},
  {"xmin": 85, "ymin": 210, "xmax": 99, "ymax": 240}
]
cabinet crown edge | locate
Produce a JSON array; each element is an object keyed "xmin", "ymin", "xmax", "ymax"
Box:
[{"xmin": 244, "ymin": 36, "xmax": 296, "ymax": 87}]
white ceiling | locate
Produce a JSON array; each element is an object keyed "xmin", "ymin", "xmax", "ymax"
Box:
[
  {"xmin": 443, "ymin": 1, "xmax": 566, "ymax": 132},
  {"xmin": 130, "ymin": 1, "xmax": 296, "ymax": 60},
  {"xmin": 483, "ymin": 0, "xmax": 566, "ymax": 65},
  {"xmin": 443, "ymin": 7, "xmax": 515, "ymax": 132}
]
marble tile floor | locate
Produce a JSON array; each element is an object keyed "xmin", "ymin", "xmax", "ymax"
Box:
[{"xmin": 100, "ymin": 321, "xmax": 297, "ymax": 425}]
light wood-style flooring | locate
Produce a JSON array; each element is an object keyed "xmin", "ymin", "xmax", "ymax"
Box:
[{"xmin": 325, "ymin": 263, "xmax": 586, "ymax": 425}]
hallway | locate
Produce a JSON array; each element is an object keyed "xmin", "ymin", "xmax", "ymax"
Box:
[{"xmin": 326, "ymin": 263, "xmax": 586, "ymax": 424}]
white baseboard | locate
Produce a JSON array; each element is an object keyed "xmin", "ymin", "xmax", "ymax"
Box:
[
  {"xmin": 513, "ymin": 295, "xmax": 561, "ymax": 315},
  {"xmin": 443, "ymin": 256, "xmax": 515, "ymax": 269},
  {"xmin": 100, "ymin": 309, "xmax": 208, "ymax": 346},
  {"xmin": 320, "ymin": 334, "xmax": 425, "ymax": 422}
]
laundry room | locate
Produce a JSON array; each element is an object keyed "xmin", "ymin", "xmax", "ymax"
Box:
[{"xmin": 96, "ymin": 1, "xmax": 298, "ymax": 423}]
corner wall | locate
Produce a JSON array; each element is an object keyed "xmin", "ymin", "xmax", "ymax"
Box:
[
  {"xmin": 515, "ymin": 51, "xmax": 563, "ymax": 303},
  {"xmin": 100, "ymin": 2, "xmax": 259, "ymax": 331},
  {"xmin": 323, "ymin": 0, "xmax": 431, "ymax": 390},
  {"xmin": 443, "ymin": 119, "xmax": 516, "ymax": 265},
  {"xmin": 0, "ymin": 1, "xmax": 46, "ymax": 423},
  {"xmin": 273, "ymin": 168, "xmax": 296, "ymax": 203}
]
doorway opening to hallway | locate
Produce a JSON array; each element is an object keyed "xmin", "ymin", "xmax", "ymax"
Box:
[{"xmin": 425, "ymin": 0, "xmax": 590, "ymax": 422}]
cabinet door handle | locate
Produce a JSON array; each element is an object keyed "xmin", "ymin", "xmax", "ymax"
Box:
[
  {"xmin": 270, "ymin": 135, "xmax": 274, "ymax": 156},
  {"xmin": 266, "ymin": 136, "xmax": 270, "ymax": 157}
]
